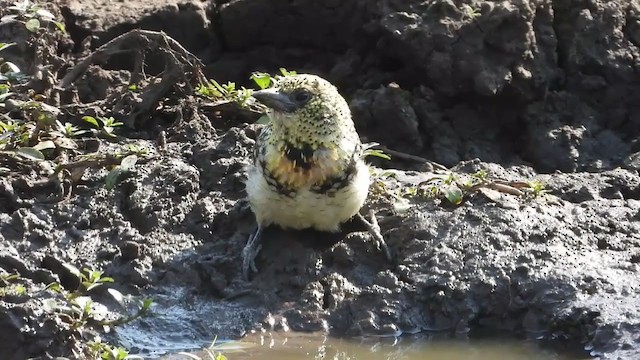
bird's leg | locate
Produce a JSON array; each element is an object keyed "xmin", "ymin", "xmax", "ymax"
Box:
[
  {"xmin": 242, "ymin": 225, "xmax": 264, "ymax": 280},
  {"xmin": 356, "ymin": 210, "xmax": 392, "ymax": 261}
]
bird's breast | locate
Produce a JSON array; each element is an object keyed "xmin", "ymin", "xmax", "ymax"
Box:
[{"xmin": 263, "ymin": 143, "xmax": 347, "ymax": 190}]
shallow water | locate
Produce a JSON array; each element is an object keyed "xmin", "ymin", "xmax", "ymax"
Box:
[
  {"xmin": 114, "ymin": 287, "xmax": 588, "ymax": 360},
  {"xmin": 160, "ymin": 332, "xmax": 587, "ymax": 360}
]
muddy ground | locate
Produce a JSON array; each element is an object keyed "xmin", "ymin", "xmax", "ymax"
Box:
[{"xmin": 1, "ymin": 0, "xmax": 640, "ymax": 359}]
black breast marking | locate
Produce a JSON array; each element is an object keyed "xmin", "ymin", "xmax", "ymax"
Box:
[
  {"xmin": 310, "ymin": 150, "xmax": 359, "ymax": 195},
  {"xmin": 283, "ymin": 141, "xmax": 315, "ymax": 170}
]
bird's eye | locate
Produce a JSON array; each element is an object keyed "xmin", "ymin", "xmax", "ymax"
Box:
[{"xmin": 292, "ymin": 89, "xmax": 312, "ymax": 104}]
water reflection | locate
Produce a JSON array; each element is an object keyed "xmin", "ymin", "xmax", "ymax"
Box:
[{"xmin": 170, "ymin": 332, "xmax": 587, "ymax": 360}]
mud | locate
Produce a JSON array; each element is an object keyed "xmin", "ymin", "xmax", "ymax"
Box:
[{"xmin": 1, "ymin": 0, "xmax": 640, "ymax": 359}]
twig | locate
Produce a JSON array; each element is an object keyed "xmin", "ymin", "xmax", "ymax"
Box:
[
  {"xmin": 59, "ymin": 29, "xmax": 204, "ymax": 89},
  {"xmin": 57, "ymin": 30, "xmax": 207, "ymax": 128},
  {"xmin": 376, "ymin": 145, "xmax": 448, "ymax": 170}
]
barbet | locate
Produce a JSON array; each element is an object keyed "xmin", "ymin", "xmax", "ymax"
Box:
[{"xmin": 242, "ymin": 74, "xmax": 377, "ymax": 279}]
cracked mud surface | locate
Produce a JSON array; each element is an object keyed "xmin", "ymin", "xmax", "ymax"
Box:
[{"xmin": 1, "ymin": 0, "xmax": 640, "ymax": 359}]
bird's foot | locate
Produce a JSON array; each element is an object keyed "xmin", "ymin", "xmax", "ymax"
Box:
[
  {"xmin": 242, "ymin": 225, "xmax": 264, "ymax": 281},
  {"xmin": 356, "ymin": 210, "xmax": 392, "ymax": 261}
]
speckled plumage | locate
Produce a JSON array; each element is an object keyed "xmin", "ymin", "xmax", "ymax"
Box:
[
  {"xmin": 242, "ymin": 74, "xmax": 371, "ymax": 278},
  {"xmin": 246, "ymin": 74, "xmax": 369, "ymax": 231}
]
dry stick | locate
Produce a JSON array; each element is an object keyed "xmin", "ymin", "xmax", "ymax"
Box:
[
  {"xmin": 59, "ymin": 30, "xmax": 206, "ymax": 129},
  {"xmin": 59, "ymin": 29, "xmax": 205, "ymax": 89},
  {"xmin": 56, "ymin": 154, "xmax": 123, "ymax": 171},
  {"xmin": 376, "ymin": 145, "xmax": 448, "ymax": 171}
]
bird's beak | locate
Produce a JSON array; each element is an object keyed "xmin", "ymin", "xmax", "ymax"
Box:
[{"xmin": 252, "ymin": 89, "xmax": 298, "ymax": 113}]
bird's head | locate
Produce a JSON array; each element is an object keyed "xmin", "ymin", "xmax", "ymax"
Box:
[
  {"xmin": 252, "ymin": 74, "xmax": 357, "ymax": 148},
  {"xmin": 251, "ymin": 74, "xmax": 362, "ymax": 189}
]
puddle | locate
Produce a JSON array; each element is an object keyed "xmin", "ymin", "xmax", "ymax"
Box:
[
  {"xmin": 161, "ymin": 332, "xmax": 588, "ymax": 360},
  {"xmin": 114, "ymin": 287, "xmax": 588, "ymax": 360}
]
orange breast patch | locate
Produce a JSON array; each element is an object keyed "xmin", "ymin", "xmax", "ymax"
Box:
[{"xmin": 266, "ymin": 148, "xmax": 342, "ymax": 189}]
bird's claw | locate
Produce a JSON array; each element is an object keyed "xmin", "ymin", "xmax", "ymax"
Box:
[
  {"xmin": 357, "ymin": 210, "xmax": 392, "ymax": 262},
  {"xmin": 242, "ymin": 226, "xmax": 264, "ymax": 281}
]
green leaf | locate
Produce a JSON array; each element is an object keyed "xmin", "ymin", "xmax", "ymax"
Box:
[
  {"xmin": 107, "ymin": 288, "xmax": 125, "ymax": 306},
  {"xmin": 105, "ymin": 166, "xmax": 124, "ymax": 190},
  {"xmin": 223, "ymin": 82, "xmax": 235, "ymax": 92},
  {"xmin": 0, "ymin": 42, "xmax": 15, "ymax": 52},
  {"xmin": 214, "ymin": 81, "xmax": 227, "ymax": 95},
  {"xmin": 141, "ymin": 298, "xmax": 153, "ymax": 311},
  {"xmin": 8, "ymin": 0, "xmax": 29, "ymax": 12},
  {"xmin": 250, "ymin": 72, "xmax": 272, "ymax": 89},
  {"xmin": 45, "ymin": 282, "xmax": 62, "ymax": 293},
  {"xmin": 255, "ymin": 114, "xmax": 270, "ymax": 124},
  {"xmin": 14, "ymin": 284, "xmax": 26, "ymax": 295},
  {"xmin": 279, "ymin": 68, "xmax": 296, "ymax": 76},
  {"xmin": 53, "ymin": 20, "xmax": 65, "ymax": 33},
  {"xmin": 33, "ymin": 140, "xmax": 55, "ymax": 151},
  {"xmin": 15, "ymin": 147, "xmax": 44, "ymax": 160},
  {"xmin": 25, "ymin": 18, "xmax": 40, "ymax": 32},
  {"xmin": 127, "ymin": 84, "xmax": 138, "ymax": 91},
  {"xmin": 363, "ymin": 149, "xmax": 391, "ymax": 160},
  {"xmin": 444, "ymin": 185, "xmax": 463, "ymax": 205},
  {"xmin": 85, "ymin": 282, "xmax": 105, "ymax": 292},
  {"xmin": 119, "ymin": 154, "xmax": 138, "ymax": 170},
  {"xmin": 1, "ymin": 15, "xmax": 19, "ymax": 24},
  {"xmin": 62, "ymin": 263, "xmax": 82, "ymax": 280},
  {"xmin": 35, "ymin": 9, "xmax": 55, "ymax": 20},
  {"xmin": 82, "ymin": 116, "xmax": 100, "ymax": 128},
  {"xmin": 0, "ymin": 92, "xmax": 13, "ymax": 102},
  {"xmin": 2, "ymin": 61, "xmax": 20, "ymax": 73}
]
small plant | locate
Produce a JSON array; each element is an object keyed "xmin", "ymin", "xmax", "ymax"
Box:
[
  {"xmin": 524, "ymin": 180, "xmax": 549, "ymax": 198},
  {"xmin": 250, "ymin": 67, "xmax": 297, "ymax": 90},
  {"xmin": 196, "ymin": 79, "xmax": 253, "ymax": 107},
  {"xmin": 177, "ymin": 337, "xmax": 228, "ymax": 360},
  {"xmin": 44, "ymin": 265, "xmax": 114, "ymax": 297},
  {"xmin": 0, "ymin": 272, "xmax": 26, "ymax": 297},
  {"xmin": 403, "ymin": 169, "xmax": 492, "ymax": 206},
  {"xmin": 46, "ymin": 265, "xmax": 153, "ymax": 337},
  {"xmin": 88, "ymin": 340, "xmax": 143, "ymax": 360},
  {"xmin": 362, "ymin": 142, "xmax": 391, "ymax": 160},
  {"xmin": 461, "ymin": 4, "xmax": 482, "ymax": 20},
  {"xmin": 82, "ymin": 116, "xmax": 124, "ymax": 138},
  {"xmin": 1, "ymin": 0, "xmax": 66, "ymax": 33},
  {"xmin": 0, "ymin": 42, "xmax": 21, "ymax": 82},
  {"xmin": 104, "ymin": 153, "xmax": 139, "ymax": 190},
  {"xmin": 54, "ymin": 120, "xmax": 90, "ymax": 138}
]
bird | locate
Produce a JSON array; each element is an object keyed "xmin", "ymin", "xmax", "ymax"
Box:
[{"xmin": 242, "ymin": 73, "xmax": 379, "ymax": 280}]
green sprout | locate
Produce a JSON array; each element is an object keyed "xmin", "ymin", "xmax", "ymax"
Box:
[
  {"xmin": 2, "ymin": 0, "xmax": 66, "ymax": 33},
  {"xmin": 82, "ymin": 116, "xmax": 124, "ymax": 138},
  {"xmin": 249, "ymin": 68, "xmax": 297, "ymax": 90},
  {"xmin": 196, "ymin": 79, "xmax": 253, "ymax": 106},
  {"xmin": 46, "ymin": 265, "xmax": 153, "ymax": 335},
  {"xmin": 0, "ymin": 272, "xmax": 26, "ymax": 297},
  {"xmin": 88, "ymin": 341, "xmax": 143, "ymax": 360},
  {"xmin": 55, "ymin": 120, "xmax": 90, "ymax": 138},
  {"xmin": 462, "ymin": 4, "xmax": 482, "ymax": 19},
  {"xmin": 362, "ymin": 142, "xmax": 391, "ymax": 160},
  {"xmin": 525, "ymin": 180, "xmax": 549, "ymax": 197}
]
